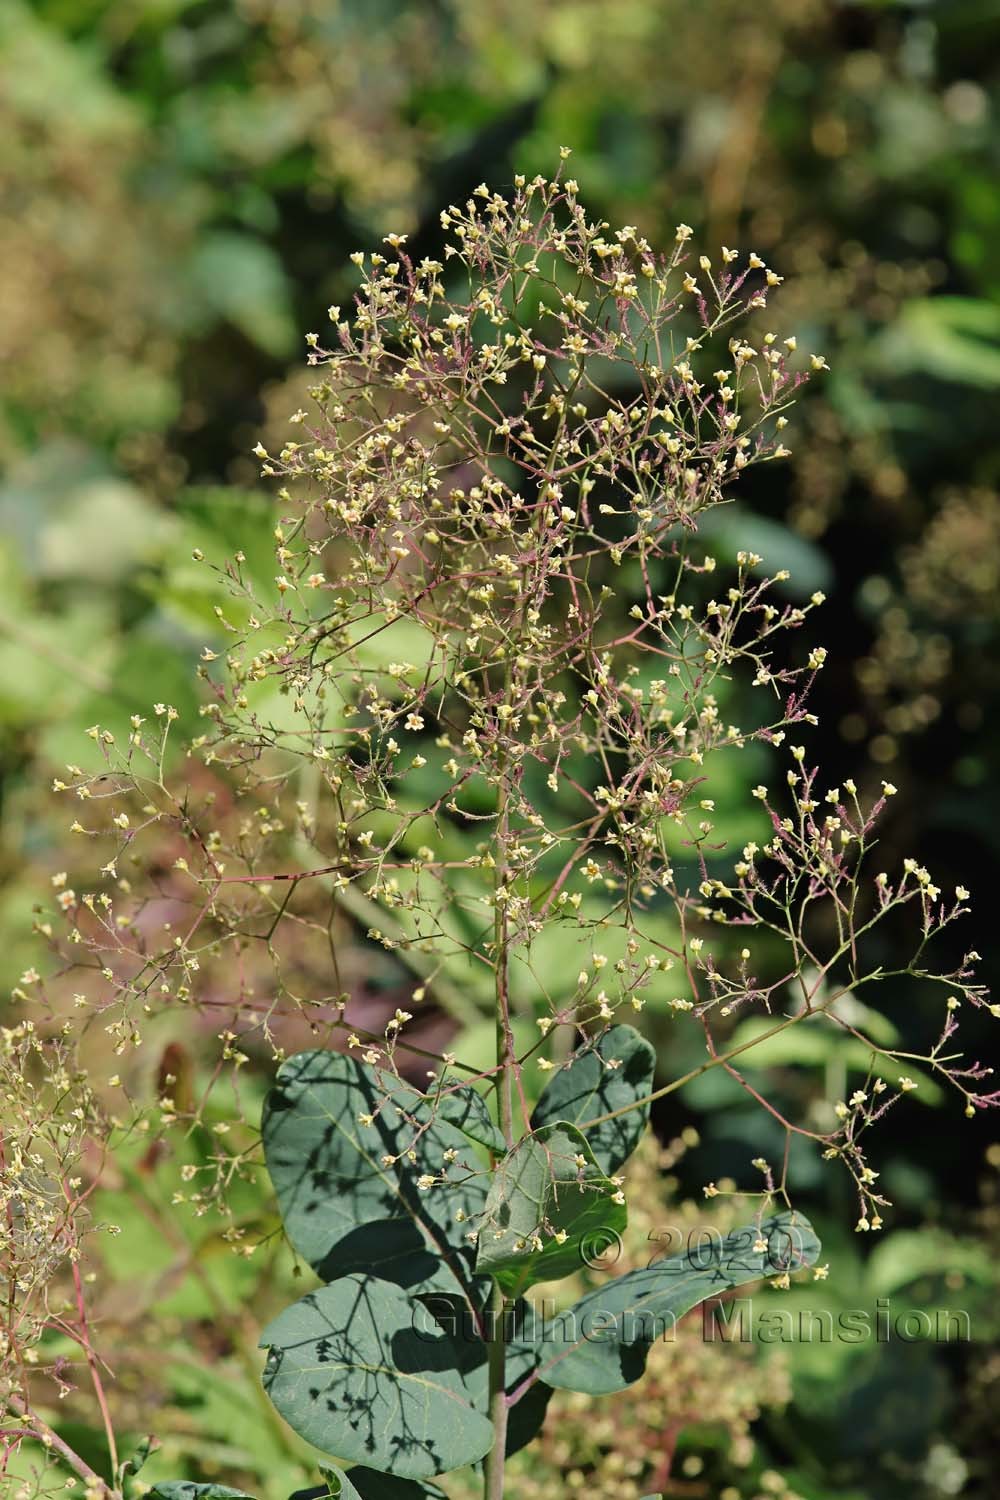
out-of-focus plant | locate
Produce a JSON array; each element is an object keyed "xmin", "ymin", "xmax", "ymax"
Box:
[{"xmin": 3, "ymin": 165, "xmax": 995, "ymax": 1500}]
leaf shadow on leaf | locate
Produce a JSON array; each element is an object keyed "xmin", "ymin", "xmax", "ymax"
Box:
[
  {"xmin": 415, "ymin": 1292, "xmax": 551, "ymax": 1457},
  {"xmin": 530, "ymin": 1023, "xmax": 655, "ymax": 1175},
  {"xmin": 534, "ymin": 1212, "xmax": 821, "ymax": 1396},
  {"xmin": 312, "ymin": 1220, "xmax": 443, "ymax": 1290},
  {"xmin": 146, "ymin": 1487, "xmax": 255, "ymax": 1500},
  {"xmin": 290, "ymin": 1466, "xmax": 448, "ymax": 1499},
  {"xmin": 261, "ymin": 1275, "xmax": 494, "ymax": 1479},
  {"xmin": 263, "ymin": 1052, "xmax": 487, "ymax": 1303}
]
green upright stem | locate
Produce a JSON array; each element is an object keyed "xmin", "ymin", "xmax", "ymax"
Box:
[
  {"xmin": 493, "ymin": 764, "xmax": 516, "ymax": 1148},
  {"xmin": 483, "ymin": 1277, "xmax": 509, "ymax": 1500},
  {"xmin": 495, "ymin": 1004, "xmax": 514, "ymax": 1146},
  {"xmin": 485, "ymin": 758, "xmax": 514, "ymax": 1499}
]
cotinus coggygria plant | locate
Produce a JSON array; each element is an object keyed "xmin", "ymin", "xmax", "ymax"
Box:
[{"xmin": 13, "ymin": 157, "xmax": 995, "ymax": 1500}]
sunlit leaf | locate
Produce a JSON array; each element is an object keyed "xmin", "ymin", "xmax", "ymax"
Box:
[
  {"xmin": 530, "ymin": 1024, "xmax": 654, "ymax": 1174},
  {"xmin": 146, "ymin": 1485, "xmax": 255, "ymax": 1500},
  {"xmin": 432, "ymin": 1083, "xmax": 506, "ymax": 1155},
  {"xmin": 290, "ymin": 1461, "xmax": 449, "ymax": 1499},
  {"xmin": 416, "ymin": 1293, "xmax": 551, "ymax": 1457},
  {"xmin": 260, "ymin": 1274, "xmax": 494, "ymax": 1479},
  {"xmin": 263, "ymin": 1052, "xmax": 487, "ymax": 1297},
  {"xmin": 536, "ymin": 1212, "xmax": 821, "ymax": 1394},
  {"xmin": 474, "ymin": 1123, "xmax": 627, "ymax": 1291}
]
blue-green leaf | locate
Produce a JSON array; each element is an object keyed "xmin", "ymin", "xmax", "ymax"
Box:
[
  {"xmin": 292, "ymin": 1462, "xmax": 449, "ymax": 1499},
  {"xmin": 260, "ymin": 1274, "xmax": 494, "ymax": 1479},
  {"xmin": 146, "ymin": 1487, "xmax": 254, "ymax": 1500},
  {"xmin": 536, "ymin": 1212, "xmax": 821, "ymax": 1394},
  {"xmin": 262, "ymin": 1051, "xmax": 487, "ymax": 1297},
  {"xmin": 416, "ymin": 1293, "xmax": 551, "ymax": 1456},
  {"xmin": 474, "ymin": 1123, "xmax": 627, "ymax": 1291},
  {"xmin": 432, "ymin": 1083, "xmax": 506, "ymax": 1154},
  {"xmin": 530, "ymin": 1025, "xmax": 654, "ymax": 1174}
]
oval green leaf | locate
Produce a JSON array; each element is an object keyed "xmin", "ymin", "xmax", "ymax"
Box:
[
  {"xmin": 261, "ymin": 1274, "xmax": 494, "ymax": 1479},
  {"xmin": 536, "ymin": 1211, "xmax": 820, "ymax": 1394},
  {"xmin": 474, "ymin": 1123, "xmax": 627, "ymax": 1291},
  {"xmin": 262, "ymin": 1052, "xmax": 487, "ymax": 1297},
  {"xmin": 530, "ymin": 1024, "xmax": 655, "ymax": 1174}
]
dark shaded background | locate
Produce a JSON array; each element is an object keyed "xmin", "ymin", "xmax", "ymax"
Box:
[{"xmin": 2, "ymin": 3, "xmax": 999, "ymax": 1497}]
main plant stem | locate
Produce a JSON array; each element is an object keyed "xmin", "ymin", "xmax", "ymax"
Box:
[
  {"xmin": 483, "ymin": 1276, "xmax": 509, "ymax": 1500},
  {"xmin": 485, "ymin": 761, "xmax": 514, "ymax": 1498},
  {"xmin": 493, "ymin": 767, "xmax": 515, "ymax": 1150}
]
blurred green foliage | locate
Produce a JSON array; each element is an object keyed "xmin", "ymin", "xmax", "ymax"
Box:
[{"xmin": 4, "ymin": 2, "xmax": 1000, "ymax": 1498}]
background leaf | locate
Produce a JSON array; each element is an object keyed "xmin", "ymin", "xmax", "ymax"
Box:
[
  {"xmin": 724, "ymin": 1017, "xmax": 944, "ymax": 1105},
  {"xmin": 693, "ymin": 507, "xmax": 833, "ymax": 598},
  {"xmin": 875, "ymin": 297, "xmax": 1000, "ymax": 388},
  {"xmin": 187, "ymin": 232, "xmax": 296, "ymax": 357}
]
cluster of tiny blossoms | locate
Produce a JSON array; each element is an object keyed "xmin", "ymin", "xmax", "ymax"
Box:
[
  {"xmin": 0, "ymin": 1017, "xmax": 126, "ymax": 1495},
  {"xmin": 694, "ymin": 758, "xmax": 994, "ymax": 1228},
  {"xmin": 32, "ymin": 163, "xmax": 997, "ymax": 1272}
]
